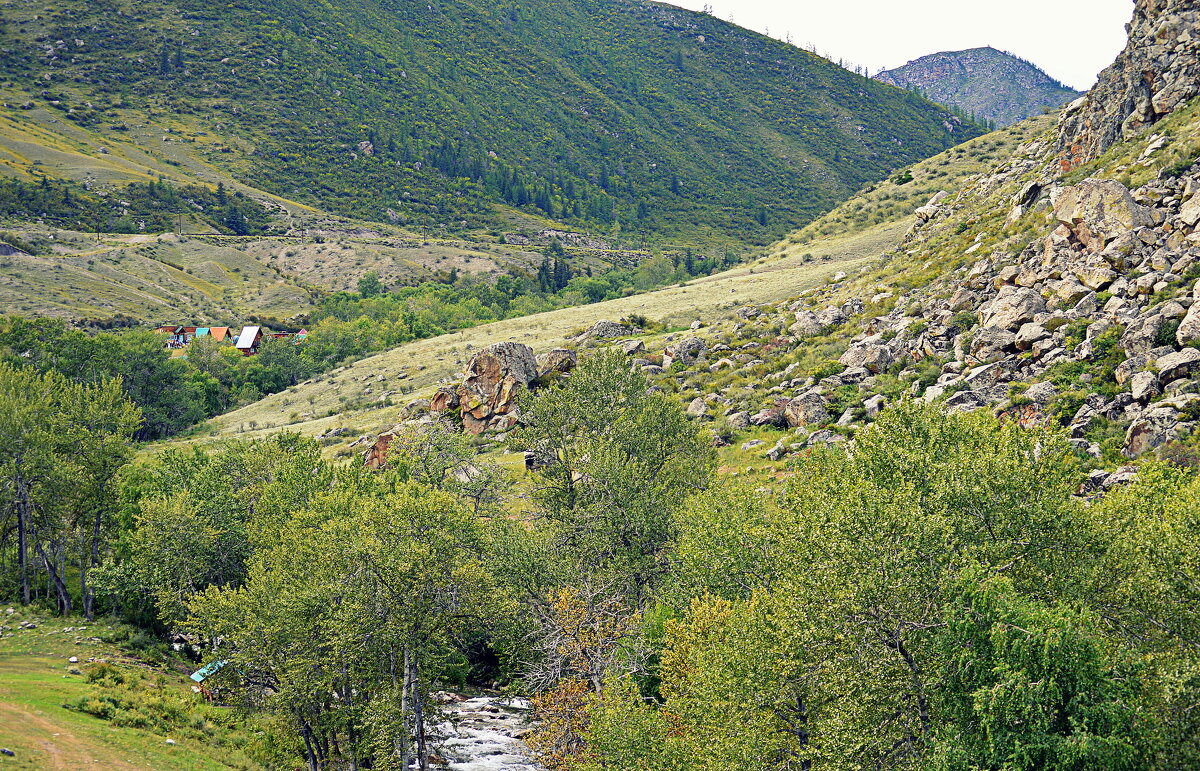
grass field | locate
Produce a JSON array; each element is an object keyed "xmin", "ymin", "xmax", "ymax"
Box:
[{"xmin": 0, "ymin": 610, "xmax": 263, "ymax": 770}]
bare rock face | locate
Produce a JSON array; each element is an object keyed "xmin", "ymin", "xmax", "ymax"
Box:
[
  {"xmin": 364, "ymin": 431, "xmax": 397, "ymax": 470},
  {"xmin": 433, "ymin": 342, "xmax": 539, "ymax": 435},
  {"xmin": 1058, "ymin": 0, "xmax": 1200, "ymax": 168},
  {"xmin": 430, "ymin": 388, "xmax": 460, "ymax": 413}
]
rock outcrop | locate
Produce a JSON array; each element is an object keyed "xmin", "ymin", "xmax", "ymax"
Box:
[
  {"xmin": 1058, "ymin": 0, "xmax": 1200, "ymax": 168},
  {"xmin": 433, "ymin": 342, "xmax": 539, "ymax": 435}
]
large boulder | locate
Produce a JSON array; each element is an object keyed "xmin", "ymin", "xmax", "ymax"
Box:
[
  {"xmin": 1177, "ymin": 288, "xmax": 1200, "ymax": 343},
  {"xmin": 449, "ymin": 342, "xmax": 539, "ymax": 434},
  {"xmin": 980, "ymin": 286, "xmax": 1047, "ymax": 330},
  {"xmin": 617, "ymin": 339, "xmax": 646, "ymax": 356},
  {"xmin": 817, "ymin": 306, "xmax": 848, "ymax": 327},
  {"xmin": 790, "ymin": 310, "xmax": 823, "ymax": 337},
  {"xmin": 750, "ymin": 400, "xmax": 790, "ymax": 428},
  {"xmin": 1120, "ymin": 313, "xmax": 1166, "ymax": 355},
  {"xmin": 664, "ymin": 336, "xmax": 708, "ymax": 367},
  {"xmin": 430, "ymin": 387, "xmax": 460, "ymax": 413},
  {"xmin": 536, "ymin": 348, "xmax": 577, "ymax": 378},
  {"xmin": 838, "ymin": 343, "xmax": 894, "ymax": 374},
  {"xmin": 1130, "ymin": 371, "xmax": 1161, "ymax": 403},
  {"xmin": 1051, "ymin": 179, "xmax": 1154, "ymax": 250},
  {"xmin": 1179, "ymin": 193, "xmax": 1200, "ymax": 228},
  {"xmin": 969, "ymin": 326, "xmax": 1016, "ymax": 363},
  {"xmin": 1124, "ymin": 418, "xmax": 1173, "ymax": 458},
  {"xmin": 1014, "ymin": 323, "xmax": 1050, "ymax": 351},
  {"xmin": 1071, "ymin": 259, "xmax": 1119, "ymax": 291},
  {"xmin": 1156, "ymin": 347, "xmax": 1200, "ymax": 382},
  {"xmin": 364, "ymin": 429, "xmax": 398, "ymax": 470},
  {"xmin": 577, "ymin": 320, "xmax": 638, "ymax": 340},
  {"xmin": 784, "ymin": 391, "xmax": 830, "ymax": 428}
]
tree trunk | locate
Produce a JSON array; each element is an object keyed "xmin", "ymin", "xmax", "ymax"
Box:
[
  {"xmin": 401, "ymin": 646, "xmax": 412, "ymax": 771},
  {"xmin": 15, "ymin": 473, "xmax": 30, "ymax": 605},
  {"xmin": 409, "ymin": 648, "xmax": 429, "ymax": 771},
  {"xmin": 83, "ymin": 504, "xmax": 103, "ymax": 620},
  {"xmin": 35, "ymin": 536, "xmax": 71, "ymax": 615},
  {"xmin": 300, "ymin": 719, "xmax": 319, "ymax": 771}
]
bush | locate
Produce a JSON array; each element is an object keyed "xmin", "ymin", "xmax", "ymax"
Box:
[
  {"xmin": 84, "ymin": 662, "xmax": 127, "ymax": 686},
  {"xmin": 0, "ymin": 231, "xmax": 36, "ymax": 255},
  {"xmin": 811, "ymin": 361, "xmax": 846, "ymax": 381},
  {"xmin": 950, "ymin": 311, "xmax": 977, "ymax": 331},
  {"xmin": 1160, "ymin": 440, "xmax": 1200, "ymax": 468},
  {"xmin": 1047, "ymin": 390, "xmax": 1089, "ymax": 426}
]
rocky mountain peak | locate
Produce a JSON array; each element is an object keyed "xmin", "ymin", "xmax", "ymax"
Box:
[
  {"xmin": 1058, "ymin": 0, "xmax": 1200, "ymax": 169},
  {"xmin": 875, "ymin": 47, "xmax": 1081, "ymax": 127}
]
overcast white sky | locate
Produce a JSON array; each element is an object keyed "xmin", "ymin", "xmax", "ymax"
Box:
[{"xmin": 665, "ymin": 0, "xmax": 1133, "ymax": 91}]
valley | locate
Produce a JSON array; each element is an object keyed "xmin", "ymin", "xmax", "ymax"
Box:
[{"xmin": 2, "ymin": 0, "xmax": 1200, "ymax": 770}]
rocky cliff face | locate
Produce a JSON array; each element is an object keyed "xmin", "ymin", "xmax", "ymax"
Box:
[
  {"xmin": 875, "ymin": 47, "xmax": 1080, "ymax": 127},
  {"xmin": 1058, "ymin": 0, "xmax": 1200, "ymax": 169}
]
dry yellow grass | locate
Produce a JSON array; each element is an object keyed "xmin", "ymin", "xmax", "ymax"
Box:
[{"xmin": 187, "ymin": 217, "xmax": 909, "ymax": 452}]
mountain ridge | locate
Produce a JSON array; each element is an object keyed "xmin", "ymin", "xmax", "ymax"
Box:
[{"xmin": 0, "ymin": 0, "xmax": 980, "ymax": 246}]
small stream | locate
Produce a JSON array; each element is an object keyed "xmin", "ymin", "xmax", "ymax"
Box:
[{"xmin": 425, "ymin": 694, "xmax": 541, "ymax": 770}]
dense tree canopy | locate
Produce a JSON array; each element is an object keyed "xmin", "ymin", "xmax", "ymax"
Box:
[{"xmin": 1, "ymin": 350, "xmax": 1196, "ymax": 771}]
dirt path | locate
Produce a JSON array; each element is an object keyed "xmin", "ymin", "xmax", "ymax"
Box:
[{"xmin": 0, "ymin": 702, "xmax": 139, "ymax": 769}]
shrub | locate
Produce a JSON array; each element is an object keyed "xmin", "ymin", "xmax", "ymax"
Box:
[
  {"xmin": 1160, "ymin": 439, "xmax": 1200, "ymax": 468},
  {"xmin": 950, "ymin": 311, "xmax": 977, "ymax": 331},
  {"xmin": 84, "ymin": 662, "xmax": 126, "ymax": 686},
  {"xmin": 811, "ymin": 361, "xmax": 845, "ymax": 381},
  {"xmin": 1047, "ymin": 390, "xmax": 1089, "ymax": 426},
  {"xmin": 0, "ymin": 231, "xmax": 37, "ymax": 255}
]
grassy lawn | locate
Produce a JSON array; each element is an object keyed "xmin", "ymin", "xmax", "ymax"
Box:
[{"xmin": 0, "ymin": 610, "xmax": 264, "ymax": 770}]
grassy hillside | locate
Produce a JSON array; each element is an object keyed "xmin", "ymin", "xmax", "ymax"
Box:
[
  {"xmin": 0, "ymin": 225, "xmax": 582, "ymax": 323},
  {"xmin": 168, "ymin": 111, "xmax": 1042, "ymax": 457},
  {"xmin": 0, "ymin": 0, "xmax": 981, "ymax": 246},
  {"xmin": 768, "ymin": 114, "xmax": 1057, "ymax": 259},
  {"xmin": 177, "ymin": 219, "xmax": 897, "ymax": 451}
]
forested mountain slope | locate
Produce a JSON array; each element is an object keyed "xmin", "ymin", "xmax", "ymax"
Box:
[{"xmin": 0, "ymin": 0, "xmax": 979, "ymax": 244}]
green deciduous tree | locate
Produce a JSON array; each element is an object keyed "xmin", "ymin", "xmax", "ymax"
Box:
[
  {"xmin": 0, "ymin": 363, "xmax": 140, "ymax": 615},
  {"xmin": 188, "ymin": 478, "xmax": 491, "ymax": 771},
  {"xmin": 510, "ymin": 349, "xmax": 714, "ymax": 602},
  {"xmin": 586, "ymin": 403, "xmax": 1171, "ymax": 770}
]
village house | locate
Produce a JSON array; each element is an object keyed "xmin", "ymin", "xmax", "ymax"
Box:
[
  {"xmin": 234, "ymin": 325, "xmax": 263, "ymax": 355},
  {"xmin": 155, "ymin": 324, "xmax": 303, "ymax": 356}
]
